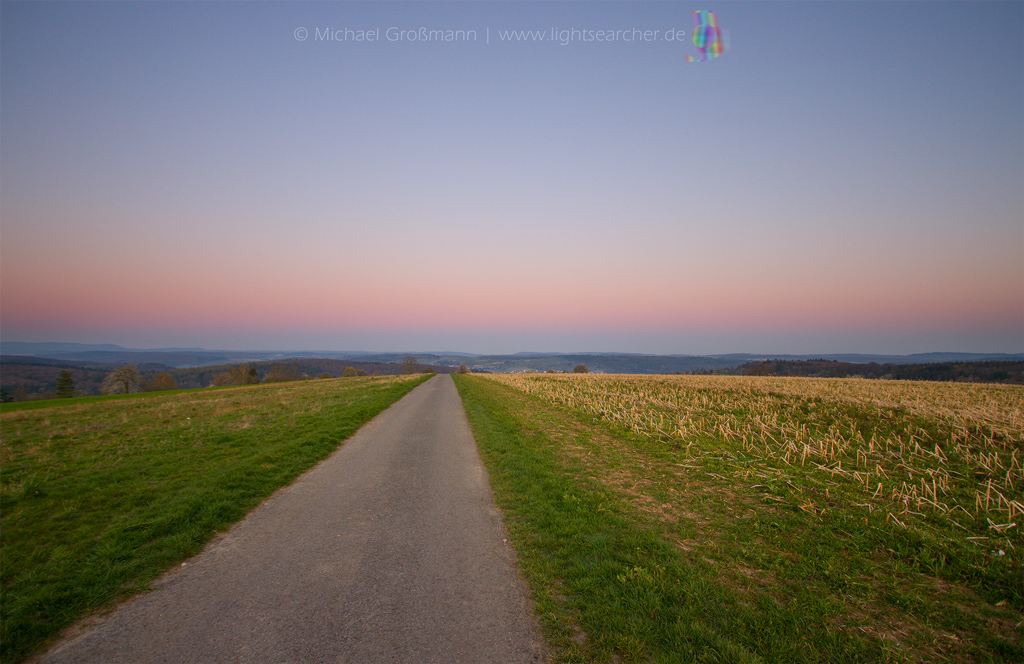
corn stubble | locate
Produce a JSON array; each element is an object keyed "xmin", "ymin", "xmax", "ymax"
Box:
[
  {"xmin": 488, "ymin": 374, "xmax": 1023, "ymax": 543},
  {"xmin": 480, "ymin": 373, "xmax": 1022, "ymax": 661}
]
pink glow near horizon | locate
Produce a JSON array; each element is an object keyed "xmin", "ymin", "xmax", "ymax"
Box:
[
  {"xmin": 1, "ymin": 2, "xmax": 1021, "ymax": 354},
  {"xmin": 4, "ymin": 243, "xmax": 1019, "ymax": 335}
]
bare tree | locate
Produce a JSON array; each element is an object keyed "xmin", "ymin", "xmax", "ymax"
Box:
[
  {"xmin": 263, "ymin": 363, "xmax": 301, "ymax": 383},
  {"xmin": 148, "ymin": 372, "xmax": 178, "ymax": 391},
  {"xmin": 400, "ymin": 355, "xmax": 419, "ymax": 375},
  {"xmin": 455, "ymin": 363, "xmax": 470, "ymax": 374},
  {"xmin": 102, "ymin": 364, "xmax": 142, "ymax": 394},
  {"xmin": 212, "ymin": 364, "xmax": 260, "ymax": 387},
  {"xmin": 211, "ymin": 371, "xmax": 234, "ymax": 387}
]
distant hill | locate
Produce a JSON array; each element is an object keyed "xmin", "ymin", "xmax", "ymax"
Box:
[
  {"xmin": 0, "ymin": 342, "xmax": 135, "ymax": 354},
  {"xmin": 415, "ymin": 352, "xmax": 1024, "ymax": 375},
  {"xmin": 456, "ymin": 354, "xmax": 738, "ymax": 374},
  {"xmin": 0, "ymin": 356, "xmax": 449, "ymax": 401},
  {"xmin": 0, "ymin": 343, "xmax": 378, "ymax": 368},
  {"xmin": 0, "ymin": 357, "xmax": 175, "ymax": 400},
  {"xmin": 708, "ymin": 352, "xmax": 1024, "ymax": 365},
  {"xmin": 3, "ymin": 344, "xmax": 1022, "ymax": 401},
  {"xmin": 719, "ymin": 359, "xmax": 1024, "ymax": 384}
]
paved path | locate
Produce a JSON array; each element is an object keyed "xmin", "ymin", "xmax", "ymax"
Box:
[{"xmin": 40, "ymin": 375, "xmax": 545, "ymax": 664}]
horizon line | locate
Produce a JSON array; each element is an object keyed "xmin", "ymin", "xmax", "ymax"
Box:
[{"xmin": 2, "ymin": 342, "xmax": 1022, "ymax": 359}]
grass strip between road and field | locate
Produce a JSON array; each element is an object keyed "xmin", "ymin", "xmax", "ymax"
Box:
[
  {"xmin": 0, "ymin": 374, "xmax": 431, "ymax": 663},
  {"xmin": 453, "ymin": 374, "xmax": 1022, "ymax": 664}
]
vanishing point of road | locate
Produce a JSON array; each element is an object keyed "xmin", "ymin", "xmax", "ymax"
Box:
[{"xmin": 39, "ymin": 375, "xmax": 546, "ymax": 664}]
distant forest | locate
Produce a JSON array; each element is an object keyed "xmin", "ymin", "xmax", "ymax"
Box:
[
  {"xmin": 2, "ymin": 356, "xmax": 1021, "ymax": 402},
  {"xmin": 0, "ymin": 357, "xmax": 452, "ymax": 402},
  {"xmin": 706, "ymin": 359, "xmax": 1024, "ymax": 384}
]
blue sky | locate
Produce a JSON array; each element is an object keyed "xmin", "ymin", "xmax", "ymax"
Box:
[{"xmin": 2, "ymin": 1, "xmax": 1022, "ymax": 354}]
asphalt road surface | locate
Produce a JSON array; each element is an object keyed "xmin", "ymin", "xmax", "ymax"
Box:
[{"xmin": 39, "ymin": 375, "xmax": 545, "ymax": 664}]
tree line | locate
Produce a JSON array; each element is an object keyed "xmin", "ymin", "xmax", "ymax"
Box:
[
  {"xmin": 0, "ymin": 356, "xmax": 446, "ymax": 402},
  {"xmin": 695, "ymin": 359, "xmax": 1024, "ymax": 384}
]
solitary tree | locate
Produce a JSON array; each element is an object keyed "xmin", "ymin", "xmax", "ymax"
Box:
[
  {"xmin": 55, "ymin": 370, "xmax": 76, "ymax": 398},
  {"xmin": 211, "ymin": 370, "xmax": 234, "ymax": 387},
  {"xmin": 149, "ymin": 372, "xmax": 178, "ymax": 391},
  {"xmin": 400, "ymin": 356, "xmax": 419, "ymax": 375},
  {"xmin": 455, "ymin": 363, "xmax": 469, "ymax": 374},
  {"xmin": 342, "ymin": 366, "xmax": 359, "ymax": 377},
  {"xmin": 212, "ymin": 364, "xmax": 261, "ymax": 387},
  {"xmin": 573, "ymin": 364, "xmax": 589, "ymax": 374},
  {"xmin": 263, "ymin": 364, "xmax": 301, "ymax": 383},
  {"xmin": 102, "ymin": 364, "xmax": 142, "ymax": 394}
]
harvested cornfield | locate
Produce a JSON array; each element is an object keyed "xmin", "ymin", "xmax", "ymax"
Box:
[{"xmin": 463, "ymin": 373, "xmax": 1023, "ymax": 662}]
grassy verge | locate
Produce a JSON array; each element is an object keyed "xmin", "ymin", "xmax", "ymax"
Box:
[
  {"xmin": 454, "ymin": 374, "xmax": 1022, "ymax": 663},
  {"xmin": 1, "ymin": 374, "xmax": 430, "ymax": 662}
]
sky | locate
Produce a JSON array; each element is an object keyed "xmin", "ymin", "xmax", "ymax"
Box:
[{"xmin": 1, "ymin": 0, "xmax": 1022, "ymax": 355}]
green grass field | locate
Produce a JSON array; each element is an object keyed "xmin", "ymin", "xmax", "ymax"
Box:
[
  {"xmin": 0, "ymin": 374, "xmax": 430, "ymax": 663},
  {"xmin": 0, "ymin": 384, "xmax": 255, "ymax": 414},
  {"xmin": 454, "ymin": 374, "xmax": 1023, "ymax": 663}
]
